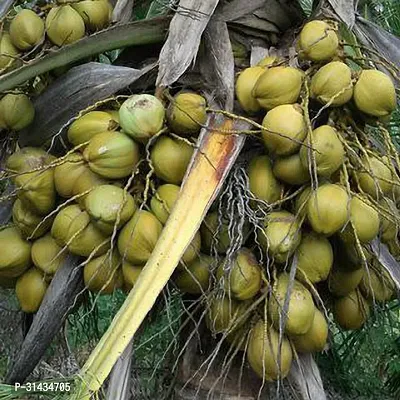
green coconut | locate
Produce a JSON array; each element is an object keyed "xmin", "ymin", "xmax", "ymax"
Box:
[
  {"xmin": 0, "ymin": 33, "xmax": 19, "ymax": 69},
  {"xmin": 353, "ymin": 69, "xmax": 396, "ymax": 117},
  {"xmin": 72, "ymin": 167, "xmax": 108, "ymax": 207},
  {"xmin": 328, "ymin": 267, "xmax": 364, "ymax": 297},
  {"xmin": 31, "ymin": 233, "xmax": 66, "ymax": 277},
  {"xmin": 121, "ymin": 260, "xmax": 142, "ymax": 291},
  {"xmin": 83, "ymin": 131, "xmax": 141, "ymax": 179},
  {"xmin": 0, "ymin": 227, "xmax": 31, "ymax": 278},
  {"xmin": 333, "ymin": 290, "xmax": 370, "ymax": 331},
  {"xmin": 300, "ymin": 125, "xmax": 344, "ymax": 177},
  {"xmin": 253, "ymin": 66, "xmax": 303, "ymax": 110},
  {"xmin": 15, "ymin": 268, "xmax": 48, "ymax": 313},
  {"xmin": 247, "ymin": 319, "xmax": 293, "ymax": 381},
  {"xmin": 258, "ymin": 211, "xmax": 301, "ymax": 263},
  {"xmin": 150, "ymin": 184, "xmax": 180, "ymax": 224},
  {"xmin": 175, "ymin": 254, "xmax": 212, "ymax": 294},
  {"xmin": 117, "ymin": 210, "xmax": 163, "ymax": 265},
  {"xmin": 307, "ymin": 184, "xmax": 349, "ymax": 236},
  {"xmin": 269, "ymin": 273, "xmax": 315, "ymax": 335},
  {"xmin": 85, "ymin": 184, "xmax": 136, "ymax": 234},
  {"xmin": 67, "ymin": 111, "xmax": 118, "ymax": 147},
  {"xmin": 262, "ymin": 104, "xmax": 306, "ymax": 156},
  {"xmin": 359, "ymin": 263, "xmax": 395, "ymax": 302},
  {"xmin": 235, "ymin": 66, "xmax": 266, "ymax": 114},
  {"xmin": 273, "ymin": 153, "xmax": 310, "ymax": 185},
  {"xmin": 310, "ymin": 61, "xmax": 353, "ymax": 106},
  {"xmin": 0, "ymin": 93, "xmax": 35, "ymax": 131},
  {"xmin": 290, "ymin": 309, "xmax": 328, "ymax": 353},
  {"xmin": 72, "ymin": 0, "xmax": 111, "ymax": 31},
  {"xmin": 296, "ymin": 232, "xmax": 333, "ymax": 284},
  {"xmin": 167, "ymin": 92, "xmax": 207, "ymax": 136},
  {"xmin": 217, "ymin": 248, "xmax": 262, "ymax": 300},
  {"xmin": 248, "ymin": 155, "xmax": 282, "ymax": 204},
  {"xmin": 294, "ymin": 186, "xmax": 312, "ymax": 218},
  {"xmin": 298, "ymin": 20, "xmax": 339, "ymax": 62}
]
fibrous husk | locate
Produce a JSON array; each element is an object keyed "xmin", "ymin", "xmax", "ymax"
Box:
[
  {"xmin": 328, "ymin": 267, "xmax": 364, "ymax": 297},
  {"xmin": 0, "ymin": 94, "xmax": 35, "ymax": 131},
  {"xmin": 150, "ymin": 184, "xmax": 180, "ymax": 224},
  {"xmin": 72, "ymin": 0, "xmax": 111, "ymax": 31},
  {"xmin": 235, "ymin": 66, "xmax": 265, "ymax": 114},
  {"xmin": 273, "ymin": 153, "xmax": 310, "ymax": 186},
  {"xmin": 122, "ymin": 260, "xmax": 142, "ymax": 292},
  {"xmin": 268, "ymin": 273, "xmax": 315, "ymax": 335},
  {"xmin": 262, "ymin": 104, "xmax": 306, "ymax": 156}
]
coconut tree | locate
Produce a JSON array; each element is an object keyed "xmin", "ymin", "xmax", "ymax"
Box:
[{"xmin": 0, "ymin": 0, "xmax": 399, "ymax": 399}]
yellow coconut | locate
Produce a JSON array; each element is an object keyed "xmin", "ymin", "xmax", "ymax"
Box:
[
  {"xmin": 353, "ymin": 70, "xmax": 396, "ymax": 117},
  {"xmin": 0, "ymin": 33, "xmax": 20, "ymax": 69},
  {"xmin": 85, "ymin": 184, "xmax": 136, "ymax": 234},
  {"xmin": 300, "ymin": 125, "xmax": 344, "ymax": 178},
  {"xmin": 296, "ymin": 232, "xmax": 333, "ymax": 284},
  {"xmin": 150, "ymin": 136, "xmax": 193, "ymax": 184},
  {"xmin": 15, "ymin": 268, "xmax": 48, "ymax": 313},
  {"xmin": 72, "ymin": 0, "xmax": 111, "ymax": 31},
  {"xmin": 248, "ymin": 155, "xmax": 282, "ymax": 204},
  {"xmin": 247, "ymin": 319, "xmax": 293, "ymax": 381},
  {"xmin": 258, "ymin": 211, "xmax": 301, "ymax": 263},
  {"xmin": 67, "ymin": 111, "xmax": 118, "ymax": 147},
  {"xmin": 167, "ymin": 92, "xmax": 207, "ymax": 136},
  {"xmin": 328, "ymin": 267, "xmax": 364, "ymax": 297},
  {"xmin": 359, "ymin": 264, "xmax": 395, "ymax": 302},
  {"xmin": 0, "ymin": 93, "xmax": 35, "ymax": 131},
  {"xmin": 45, "ymin": 5, "xmax": 85, "ymax": 46},
  {"xmin": 294, "ymin": 186, "xmax": 312, "ymax": 218},
  {"xmin": 253, "ymin": 66, "xmax": 303, "ymax": 110},
  {"xmin": 307, "ymin": 184, "xmax": 349, "ymax": 236},
  {"xmin": 150, "ymin": 184, "xmax": 180, "ymax": 224},
  {"xmin": 217, "ymin": 248, "xmax": 262, "ymax": 300},
  {"xmin": 269, "ymin": 274, "xmax": 315, "ymax": 335},
  {"xmin": 72, "ymin": 167, "xmax": 108, "ymax": 207},
  {"xmin": 290, "ymin": 309, "xmax": 328, "ymax": 353},
  {"xmin": 180, "ymin": 230, "xmax": 202, "ymax": 267},
  {"xmin": 9, "ymin": 9, "xmax": 45, "ymax": 51},
  {"xmin": 273, "ymin": 153, "xmax": 310, "ymax": 185},
  {"xmin": 333, "ymin": 290, "xmax": 370, "ymax": 331},
  {"xmin": 0, "ymin": 227, "xmax": 31, "ymax": 278},
  {"xmin": 235, "ymin": 66, "xmax": 265, "ymax": 114},
  {"xmin": 298, "ymin": 20, "xmax": 339, "ymax": 62},
  {"xmin": 175, "ymin": 254, "xmax": 212, "ymax": 294},
  {"xmin": 122, "ymin": 260, "xmax": 142, "ymax": 291},
  {"xmin": 262, "ymin": 104, "xmax": 306, "ymax": 156},
  {"xmin": 31, "ymin": 234, "xmax": 66, "ymax": 277},
  {"xmin": 310, "ymin": 61, "xmax": 353, "ymax": 106},
  {"xmin": 83, "ymin": 131, "xmax": 141, "ymax": 179},
  {"xmin": 257, "ymin": 55, "xmax": 281, "ymax": 67},
  {"xmin": 117, "ymin": 210, "xmax": 163, "ymax": 265},
  {"xmin": 12, "ymin": 198, "xmax": 53, "ymax": 239}
]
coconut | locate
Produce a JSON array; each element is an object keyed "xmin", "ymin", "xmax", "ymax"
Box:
[
  {"xmin": 257, "ymin": 55, "xmax": 281, "ymax": 67},
  {"xmin": 72, "ymin": 167, "xmax": 108, "ymax": 207},
  {"xmin": 85, "ymin": 184, "xmax": 136, "ymax": 234},
  {"xmin": 253, "ymin": 66, "xmax": 303, "ymax": 110},
  {"xmin": 83, "ymin": 131, "xmax": 140, "ymax": 179},
  {"xmin": 298, "ymin": 20, "xmax": 339, "ymax": 62},
  {"xmin": 333, "ymin": 290, "xmax": 370, "ymax": 330},
  {"xmin": 118, "ymin": 210, "xmax": 163, "ymax": 265},
  {"xmin": 299, "ymin": 125, "xmax": 344, "ymax": 178},
  {"xmin": 248, "ymin": 156, "xmax": 282, "ymax": 204},
  {"xmin": 9, "ymin": 9, "xmax": 44, "ymax": 50},
  {"xmin": 6, "ymin": 147, "xmax": 54, "ymax": 172},
  {"xmin": 359, "ymin": 263, "xmax": 395, "ymax": 302},
  {"xmin": 54, "ymin": 152, "xmax": 87, "ymax": 198},
  {"xmin": 235, "ymin": 66, "xmax": 266, "ymax": 114},
  {"xmin": 67, "ymin": 111, "xmax": 118, "ymax": 147},
  {"xmin": 150, "ymin": 184, "xmax": 180, "ymax": 224},
  {"xmin": 122, "ymin": 261, "xmax": 142, "ymax": 291},
  {"xmin": 355, "ymin": 154, "xmax": 393, "ymax": 198},
  {"xmin": 258, "ymin": 211, "xmax": 301, "ymax": 263},
  {"xmin": 273, "ymin": 153, "xmax": 310, "ymax": 185},
  {"xmin": 150, "ymin": 136, "xmax": 193, "ymax": 184},
  {"xmin": 201, "ymin": 212, "xmax": 231, "ymax": 254},
  {"xmin": 296, "ymin": 232, "xmax": 333, "ymax": 284},
  {"xmin": 119, "ymin": 94, "xmax": 165, "ymax": 142},
  {"xmin": 334, "ymin": 237, "xmax": 373, "ymax": 269},
  {"xmin": 290, "ymin": 309, "xmax": 328, "ymax": 353},
  {"xmin": 12, "ymin": 198, "xmax": 53, "ymax": 239},
  {"xmin": 167, "ymin": 92, "xmax": 207, "ymax": 135},
  {"xmin": 294, "ymin": 186, "xmax": 312, "ymax": 218},
  {"xmin": 104, "ymin": 109, "xmax": 120, "ymax": 123},
  {"xmin": 0, "ymin": 227, "xmax": 31, "ymax": 278},
  {"xmin": 15, "ymin": 268, "xmax": 48, "ymax": 313},
  {"xmin": 180, "ymin": 231, "xmax": 202, "ymax": 267},
  {"xmin": 269, "ymin": 274, "xmax": 315, "ymax": 335},
  {"xmin": 353, "ymin": 70, "xmax": 396, "ymax": 117},
  {"xmin": 0, "ymin": 33, "xmax": 19, "ymax": 69},
  {"xmin": 247, "ymin": 319, "xmax": 293, "ymax": 381},
  {"xmin": 51, "ymin": 204, "xmax": 110, "ymax": 257},
  {"xmin": 217, "ymin": 248, "xmax": 262, "ymax": 300},
  {"xmin": 310, "ymin": 61, "xmax": 353, "ymax": 106},
  {"xmin": 328, "ymin": 267, "xmax": 364, "ymax": 297},
  {"xmin": 31, "ymin": 234, "xmax": 66, "ymax": 277},
  {"xmin": 0, "ymin": 94, "xmax": 35, "ymax": 131},
  {"xmin": 380, "ymin": 199, "xmax": 399, "ymax": 243},
  {"xmin": 72, "ymin": 0, "xmax": 110, "ymax": 31},
  {"xmin": 175, "ymin": 254, "xmax": 212, "ymax": 294},
  {"xmin": 307, "ymin": 184, "xmax": 349, "ymax": 236},
  {"xmin": 45, "ymin": 5, "xmax": 85, "ymax": 46},
  {"xmin": 262, "ymin": 104, "xmax": 306, "ymax": 156}
]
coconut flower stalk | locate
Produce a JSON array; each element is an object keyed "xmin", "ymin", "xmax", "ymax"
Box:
[{"xmin": 73, "ymin": 114, "xmax": 246, "ymax": 398}]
